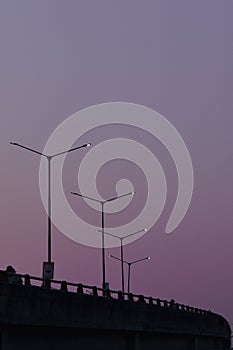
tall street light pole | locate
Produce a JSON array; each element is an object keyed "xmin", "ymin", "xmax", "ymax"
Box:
[
  {"xmin": 10, "ymin": 142, "xmax": 91, "ymax": 264},
  {"xmin": 109, "ymin": 255, "xmax": 150, "ymax": 294},
  {"xmin": 99, "ymin": 228, "xmax": 147, "ymax": 294},
  {"xmin": 71, "ymin": 191, "xmax": 135, "ymax": 290}
]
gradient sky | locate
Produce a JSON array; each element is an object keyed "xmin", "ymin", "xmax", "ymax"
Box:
[{"xmin": 0, "ymin": 0, "xmax": 233, "ymax": 330}]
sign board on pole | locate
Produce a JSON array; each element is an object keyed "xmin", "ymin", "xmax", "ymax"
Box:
[{"xmin": 43, "ymin": 262, "xmax": 54, "ymax": 280}]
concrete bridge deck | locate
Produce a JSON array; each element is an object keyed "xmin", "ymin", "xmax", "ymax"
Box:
[{"xmin": 0, "ymin": 275, "xmax": 231, "ymax": 350}]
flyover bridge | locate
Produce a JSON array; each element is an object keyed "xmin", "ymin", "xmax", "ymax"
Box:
[{"xmin": 0, "ymin": 272, "xmax": 231, "ymax": 350}]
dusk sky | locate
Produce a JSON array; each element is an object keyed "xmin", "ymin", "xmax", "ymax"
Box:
[{"xmin": 0, "ymin": 0, "xmax": 233, "ymax": 329}]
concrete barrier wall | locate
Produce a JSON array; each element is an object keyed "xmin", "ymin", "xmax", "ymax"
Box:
[{"xmin": 0, "ymin": 283, "xmax": 231, "ymax": 350}]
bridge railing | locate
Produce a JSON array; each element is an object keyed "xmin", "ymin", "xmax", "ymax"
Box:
[{"xmin": 0, "ymin": 270, "xmax": 211, "ymax": 316}]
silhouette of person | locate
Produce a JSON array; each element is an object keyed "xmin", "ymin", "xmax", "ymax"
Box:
[{"xmin": 6, "ymin": 265, "xmax": 22, "ymax": 285}]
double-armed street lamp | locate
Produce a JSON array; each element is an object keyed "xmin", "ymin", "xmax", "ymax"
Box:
[
  {"xmin": 99, "ymin": 228, "xmax": 147, "ymax": 294},
  {"xmin": 109, "ymin": 255, "xmax": 150, "ymax": 294},
  {"xmin": 71, "ymin": 191, "xmax": 135, "ymax": 290},
  {"xmin": 10, "ymin": 141, "xmax": 91, "ymax": 264}
]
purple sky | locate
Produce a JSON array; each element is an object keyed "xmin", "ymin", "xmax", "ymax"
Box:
[{"xmin": 0, "ymin": 0, "xmax": 233, "ymax": 328}]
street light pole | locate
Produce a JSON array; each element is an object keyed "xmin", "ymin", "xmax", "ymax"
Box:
[
  {"xmin": 48, "ymin": 156, "xmax": 52, "ymax": 263},
  {"xmin": 99, "ymin": 228, "xmax": 147, "ymax": 294},
  {"xmin": 10, "ymin": 142, "xmax": 91, "ymax": 264},
  {"xmin": 71, "ymin": 191, "xmax": 135, "ymax": 290},
  {"xmin": 120, "ymin": 241, "xmax": 124, "ymax": 294},
  {"xmin": 109, "ymin": 255, "xmax": 150, "ymax": 294},
  {"xmin": 101, "ymin": 202, "xmax": 105, "ymax": 290},
  {"xmin": 128, "ymin": 262, "xmax": 131, "ymax": 295}
]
